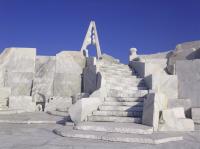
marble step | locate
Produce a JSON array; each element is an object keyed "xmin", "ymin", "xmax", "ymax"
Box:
[
  {"xmin": 105, "ymin": 97, "xmax": 145, "ymax": 102},
  {"xmin": 100, "ymin": 67, "xmax": 131, "ymax": 72},
  {"xmin": 54, "ymin": 127, "xmax": 183, "ymax": 144},
  {"xmin": 87, "ymin": 115, "xmax": 142, "ymax": 123},
  {"xmin": 101, "ymin": 72, "xmax": 135, "ymax": 77},
  {"xmin": 106, "ymin": 79, "xmax": 145, "ymax": 86},
  {"xmin": 107, "ymin": 86, "xmax": 148, "ymax": 91},
  {"xmin": 100, "ymin": 65, "xmax": 130, "ymax": 69},
  {"xmin": 108, "ymin": 90, "xmax": 148, "ymax": 98},
  {"xmin": 0, "ymin": 100, "xmax": 7, "ymax": 106},
  {"xmin": 103, "ymin": 74, "xmax": 137, "ymax": 79},
  {"xmin": 107, "ymin": 81, "xmax": 146, "ymax": 87},
  {"xmin": 100, "ymin": 67, "xmax": 131, "ymax": 71},
  {"xmin": 99, "ymin": 105, "xmax": 143, "ymax": 112},
  {"xmin": 109, "ymin": 89, "xmax": 148, "ymax": 94},
  {"xmin": 75, "ymin": 122, "xmax": 152, "ymax": 134},
  {"xmin": 106, "ymin": 78, "xmax": 143, "ymax": 83},
  {"xmin": 93, "ymin": 110, "xmax": 142, "ymax": 117},
  {"xmin": 0, "ymin": 105, "xmax": 8, "ymax": 109},
  {"xmin": 103, "ymin": 101, "xmax": 143, "ymax": 106},
  {"xmin": 100, "ymin": 70, "xmax": 132, "ymax": 75}
]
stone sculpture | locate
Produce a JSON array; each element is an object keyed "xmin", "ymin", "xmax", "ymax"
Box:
[{"xmin": 81, "ymin": 21, "xmax": 102, "ymax": 59}]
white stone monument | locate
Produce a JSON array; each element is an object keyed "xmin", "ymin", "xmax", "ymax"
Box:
[{"xmin": 81, "ymin": 21, "xmax": 102, "ymax": 59}]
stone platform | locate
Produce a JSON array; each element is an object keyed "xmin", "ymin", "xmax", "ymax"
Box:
[
  {"xmin": 54, "ymin": 125, "xmax": 183, "ymax": 144},
  {"xmin": 0, "ymin": 112, "xmax": 68, "ymax": 124}
]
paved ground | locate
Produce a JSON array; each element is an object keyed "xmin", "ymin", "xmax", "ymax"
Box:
[
  {"xmin": 0, "ymin": 123, "xmax": 199, "ymax": 149},
  {"xmin": 0, "ymin": 113, "xmax": 199, "ymax": 149},
  {"xmin": 0, "ymin": 112, "xmax": 67, "ymax": 124}
]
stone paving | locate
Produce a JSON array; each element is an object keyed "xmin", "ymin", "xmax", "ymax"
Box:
[
  {"xmin": 0, "ymin": 112, "xmax": 67, "ymax": 124},
  {"xmin": 0, "ymin": 123, "xmax": 199, "ymax": 149}
]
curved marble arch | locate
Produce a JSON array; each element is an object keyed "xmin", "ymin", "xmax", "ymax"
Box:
[{"xmin": 81, "ymin": 21, "xmax": 102, "ymax": 59}]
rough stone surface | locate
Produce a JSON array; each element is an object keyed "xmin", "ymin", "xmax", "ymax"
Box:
[
  {"xmin": 145, "ymin": 74, "xmax": 178, "ymax": 99},
  {"xmin": 55, "ymin": 127, "xmax": 183, "ymax": 144},
  {"xmin": 167, "ymin": 40, "xmax": 200, "ymax": 74},
  {"xmin": 55, "ymin": 51, "xmax": 85, "ymax": 73},
  {"xmin": 53, "ymin": 73, "xmax": 81, "ymax": 97},
  {"xmin": 45, "ymin": 96, "xmax": 72, "ymax": 112},
  {"xmin": 0, "ymin": 87, "xmax": 11, "ymax": 99},
  {"xmin": 0, "ymin": 123, "xmax": 200, "ymax": 149},
  {"xmin": 192, "ymin": 108, "xmax": 200, "ymax": 120},
  {"xmin": 71, "ymin": 93, "xmax": 90, "ymax": 104},
  {"xmin": 5, "ymin": 72, "xmax": 34, "ymax": 96},
  {"xmin": 53, "ymin": 51, "xmax": 85, "ymax": 97},
  {"xmin": 100, "ymin": 53, "xmax": 120, "ymax": 64},
  {"xmin": 168, "ymin": 98, "xmax": 192, "ymax": 118},
  {"xmin": 159, "ymin": 108, "xmax": 194, "ymax": 131},
  {"xmin": 130, "ymin": 60, "xmax": 167, "ymax": 78},
  {"xmin": 9, "ymin": 96, "xmax": 36, "ymax": 112},
  {"xmin": 75, "ymin": 122, "xmax": 153, "ymax": 134},
  {"xmin": 69, "ymin": 97, "xmax": 103, "ymax": 123},
  {"xmin": 0, "ymin": 112, "xmax": 66, "ymax": 124},
  {"xmin": 0, "ymin": 47, "xmax": 36, "ymax": 72},
  {"xmin": 32, "ymin": 56, "xmax": 55, "ymax": 101},
  {"xmin": 176, "ymin": 60, "xmax": 200, "ymax": 107},
  {"xmin": 142, "ymin": 92, "xmax": 168, "ymax": 131}
]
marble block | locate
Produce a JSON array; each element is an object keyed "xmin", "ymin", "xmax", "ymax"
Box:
[
  {"xmin": 5, "ymin": 72, "xmax": 33, "ymax": 96},
  {"xmin": 142, "ymin": 92, "xmax": 168, "ymax": 131},
  {"xmin": 192, "ymin": 108, "xmax": 200, "ymax": 120},
  {"xmin": 9, "ymin": 96, "xmax": 36, "ymax": 112},
  {"xmin": 168, "ymin": 98, "xmax": 191, "ymax": 118},
  {"xmin": 55, "ymin": 51, "xmax": 85, "ymax": 73},
  {"xmin": 45, "ymin": 96, "xmax": 72, "ymax": 112},
  {"xmin": 53, "ymin": 73, "xmax": 81, "ymax": 97},
  {"xmin": 0, "ymin": 87, "xmax": 11, "ymax": 99},
  {"xmin": 0, "ymin": 47, "xmax": 36, "ymax": 72},
  {"xmin": 32, "ymin": 56, "xmax": 56, "ymax": 100},
  {"xmin": 159, "ymin": 107, "xmax": 194, "ymax": 131},
  {"xmin": 69, "ymin": 97, "xmax": 104, "ymax": 124}
]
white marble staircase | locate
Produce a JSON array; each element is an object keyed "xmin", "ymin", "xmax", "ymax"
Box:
[
  {"xmin": 87, "ymin": 63, "xmax": 148, "ymax": 124},
  {"xmin": 56, "ymin": 62, "xmax": 183, "ymax": 144}
]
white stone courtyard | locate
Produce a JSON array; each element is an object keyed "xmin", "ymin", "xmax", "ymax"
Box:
[{"xmin": 0, "ymin": 21, "xmax": 199, "ymax": 148}]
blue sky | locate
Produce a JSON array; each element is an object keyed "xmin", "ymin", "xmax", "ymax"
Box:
[{"xmin": 0, "ymin": 0, "xmax": 200, "ymax": 63}]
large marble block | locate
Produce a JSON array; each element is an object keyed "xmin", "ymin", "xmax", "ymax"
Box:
[
  {"xmin": 54, "ymin": 51, "xmax": 85, "ymax": 97},
  {"xmin": 9, "ymin": 96, "xmax": 36, "ymax": 112},
  {"xmin": 159, "ymin": 107, "xmax": 194, "ymax": 131},
  {"xmin": 0, "ymin": 47, "xmax": 36, "ymax": 72},
  {"xmin": 130, "ymin": 59, "xmax": 167, "ymax": 78},
  {"xmin": 45, "ymin": 96, "xmax": 72, "ymax": 112},
  {"xmin": 176, "ymin": 60, "xmax": 200, "ymax": 107},
  {"xmin": 0, "ymin": 87, "xmax": 11, "ymax": 99},
  {"xmin": 167, "ymin": 40, "xmax": 200, "ymax": 74},
  {"xmin": 32, "ymin": 56, "xmax": 55, "ymax": 100},
  {"xmin": 192, "ymin": 108, "xmax": 200, "ymax": 120},
  {"xmin": 168, "ymin": 98, "xmax": 192, "ymax": 118},
  {"xmin": 55, "ymin": 51, "xmax": 85, "ymax": 73},
  {"xmin": 145, "ymin": 74, "xmax": 178, "ymax": 99},
  {"xmin": 53, "ymin": 73, "xmax": 81, "ymax": 97},
  {"xmin": 69, "ymin": 97, "xmax": 103, "ymax": 124},
  {"xmin": 142, "ymin": 92, "xmax": 168, "ymax": 131},
  {"xmin": 5, "ymin": 72, "xmax": 34, "ymax": 96}
]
